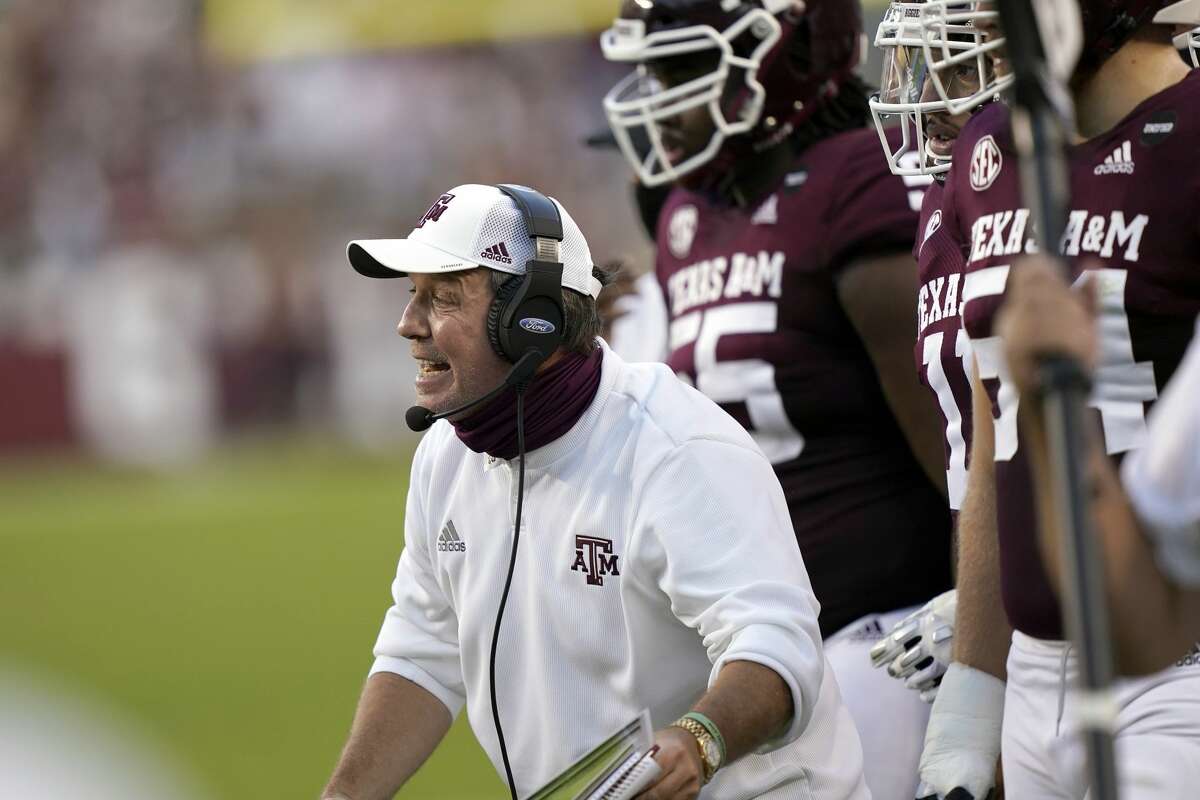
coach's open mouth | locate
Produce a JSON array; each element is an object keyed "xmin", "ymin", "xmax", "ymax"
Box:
[
  {"xmin": 417, "ymin": 358, "xmax": 450, "ymax": 375},
  {"xmin": 415, "ymin": 358, "xmax": 452, "ymax": 393}
]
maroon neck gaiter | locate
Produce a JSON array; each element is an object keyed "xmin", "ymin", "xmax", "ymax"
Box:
[{"xmin": 451, "ymin": 347, "xmax": 603, "ymax": 460}]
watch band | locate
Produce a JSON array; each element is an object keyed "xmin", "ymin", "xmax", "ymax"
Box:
[
  {"xmin": 681, "ymin": 711, "xmax": 727, "ymax": 764},
  {"xmin": 670, "ymin": 716, "xmax": 720, "ymax": 783}
]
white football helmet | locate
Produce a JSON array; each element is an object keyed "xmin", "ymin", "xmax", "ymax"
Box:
[
  {"xmin": 869, "ymin": 1, "xmax": 1012, "ymax": 176},
  {"xmin": 1156, "ymin": 0, "xmax": 1200, "ymax": 65},
  {"xmin": 599, "ymin": 5, "xmax": 787, "ymax": 187}
]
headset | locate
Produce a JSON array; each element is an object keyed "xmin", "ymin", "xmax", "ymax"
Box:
[
  {"xmin": 407, "ymin": 184, "xmax": 566, "ymax": 800},
  {"xmin": 487, "ymin": 184, "xmax": 568, "ymax": 365}
]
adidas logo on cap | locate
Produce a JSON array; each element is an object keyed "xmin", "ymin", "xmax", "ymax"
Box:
[
  {"xmin": 481, "ymin": 242, "xmax": 513, "ymax": 264},
  {"xmin": 437, "ymin": 520, "xmax": 466, "ymax": 552},
  {"xmin": 1094, "ymin": 140, "xmax": 1135, "ymax": 176}
]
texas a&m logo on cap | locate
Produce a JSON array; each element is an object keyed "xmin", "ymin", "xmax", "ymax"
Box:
[
  {"xmin": 416, "ymin": 193, "xmax": 455, "ymax": 228},
  {"xmin": 970, "ymin": 135, "xmax": 1002, "ymax": 192},
  {"xmin": 570, "ymin": 535, "xmax": 620, "ymax": 586}
]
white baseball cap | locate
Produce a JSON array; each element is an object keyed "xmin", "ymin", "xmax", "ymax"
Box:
[{"xmin": 347, "ymin": 183, "xmax": 603, "ymax": 298}]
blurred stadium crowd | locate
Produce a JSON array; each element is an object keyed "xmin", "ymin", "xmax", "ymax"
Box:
[{"xmin": 0, "ymin": 0, "xmax": 653, "ymax": 465}]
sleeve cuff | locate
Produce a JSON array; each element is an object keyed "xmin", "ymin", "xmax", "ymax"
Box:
[
  {"xmin": 369, "ymin": 655, "xmax": 465, "ymax": 718},
  {"xmin": 1122, "ymin": 455, "xmax": 1200, "ymax": 589},
  {"xmin": 708, "ymin": 625, "xmax": 821, "ymax": 753}
]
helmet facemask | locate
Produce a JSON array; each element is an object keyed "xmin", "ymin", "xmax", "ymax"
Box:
[
  {"xmin": 1176, "ymin": 26, "xmax": 1200, "ymax": 66},
  {"xmin": 870, "ymin": 4, "xmax": 947, "ymax": 176},
  {"xmin": 920, "ymin": 1, "xmax": 1011, "ymax": 115},
  {"xmin": 601, "ymin": 10, "xmax": 784, "ymax": 187},
  {"xmin": 869, "ymin": 1, "xmax": 1011, "ymax": 177}
]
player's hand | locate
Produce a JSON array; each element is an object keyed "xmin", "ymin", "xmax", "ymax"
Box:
[
  {"xmin": 915, "ymin": 663, "xmax": 1004, "ymax": 800},
  {"xmin": 997, "ymin": 256, "xmax": 1098, "ymax": 399},
  {"xmin": 637, "ymin": 727, "xmax": 704, "ymax": 800},
  {"xmin": 870, "ymin": 590, "xmax": 957, "ymax": 703}
]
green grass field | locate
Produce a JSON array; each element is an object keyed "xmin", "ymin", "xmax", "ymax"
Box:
[{"xmin": 0, "ymin": 439, "xmax": 504, "ymax": 799}]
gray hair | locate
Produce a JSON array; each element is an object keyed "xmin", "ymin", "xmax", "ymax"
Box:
[{"xmin": 488, "ymin": 265, "xmax": 613, "ymax": 357}]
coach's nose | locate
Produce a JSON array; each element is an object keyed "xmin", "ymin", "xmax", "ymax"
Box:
[{"xmin": 398, "ymin": 291, "xmax": 429, "ymax": 341}]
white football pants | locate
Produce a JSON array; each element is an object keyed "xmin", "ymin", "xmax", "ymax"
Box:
[
  {"xmin": 1003, "ymin": 630, "xmax": 1200, "ymax": 799},
  {"xmin": 825, "ymin": 606, "xmax": 931, "ymax": 800}
]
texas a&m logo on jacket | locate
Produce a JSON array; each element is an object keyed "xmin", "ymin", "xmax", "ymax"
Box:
[{"xmin": 570, "ymin": 535, "xmax": 620, "ymax": 586}]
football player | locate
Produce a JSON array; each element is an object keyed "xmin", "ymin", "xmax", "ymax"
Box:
[
  {"xmin": 997, "ymin": 255, "xmax": 1200, "ymax": 676},
  {"xmin": 870, "ymin": 0, "xmax": 1200, "ymax": 710},
  {"xmin": 915, "ymin": 2, "xmax": 1200, "ymax": 798},
  {"xmin": 601, "ymin": 2, "xmax": 953, "ymax": 798},
  {"xmin": 866, "ymin": 0, "xmax": 1012, "ymax": 705}
]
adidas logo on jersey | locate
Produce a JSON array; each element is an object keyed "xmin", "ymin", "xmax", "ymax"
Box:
[
  {"xmin": 1094, "ymin": 141, "xmax": 1135, "ymax": 176},
  {"xmin": 751, "ymin": 194, "xmax": 778, "ymax": 226},
  {"xmin": 437, "ymin": 520, "xmax": 466, "ymax": 552},
  {"xmin": 481, "ymin": 242, "xmax": 513, "ymax": 264}
]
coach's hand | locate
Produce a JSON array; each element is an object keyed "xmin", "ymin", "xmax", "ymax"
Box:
[
  {"xmin": 637, "ymin": 727, "xmax": 705, "ymax": 800},
  {"xmin": 915, "ymin": 663, "xmax": 1004, "ymax": 800}
]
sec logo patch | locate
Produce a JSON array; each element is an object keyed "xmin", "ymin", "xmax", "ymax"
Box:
[
  {"xmin": 668, "ymin": 205, "xmax": 698, "ymax": 259},
  {"xmin": 970, "ymin": 135, "xmax": 1002, "ymax": 192}
]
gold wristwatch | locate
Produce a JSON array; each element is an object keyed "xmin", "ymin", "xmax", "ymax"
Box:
[{"xmin": 670, "ymin": 716, "xmax": 723, "ymax": 783}]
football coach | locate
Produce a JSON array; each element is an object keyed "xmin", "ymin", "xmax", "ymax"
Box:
[{"xmin": 320, "ymin": 183, "xmax": 869, "ymax": 800}]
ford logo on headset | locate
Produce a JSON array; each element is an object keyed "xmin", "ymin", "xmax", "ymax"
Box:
[{"xmin": 518, "ymin": 317, "xmax": 556, "ymax": 334}]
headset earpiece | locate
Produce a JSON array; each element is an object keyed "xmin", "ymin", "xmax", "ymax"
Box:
[
  {"xmin": 488, "ymin": 184, "xmax": 568, "ymax": 366},
  {"xmin": 487, "ymin": 275, "xmax": 523, "ymax": 361},
  {"xmin": 487, "ymin": 263, "xmax": 566, "ymax": 363}
]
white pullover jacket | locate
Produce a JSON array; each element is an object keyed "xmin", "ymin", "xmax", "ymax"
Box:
[{"xmin": 372, "ymin": 343, "xmax": 868, "ymax": 799}]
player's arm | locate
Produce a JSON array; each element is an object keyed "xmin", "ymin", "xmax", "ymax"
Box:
[
  {"xmin": 915, "ymin": 356, "xmax": 1008, "ymax": 800},
  {"xmin": 950, "ymin": 358, "xmax": 1010, "ymax": 677},
  {"xmin": 1052, "ymin": 436, "xmax": 1200, "ymax": 675},
  {"xmin": 322, "ymin": 673, "xmax": 452, "ymax": 800},
  {"xmin": 999, "ymin": 257, "xmax": 1200, "ymax": 675},
  {"xmin": 837, "ymin": 252, "xmax": 950, "ymax": 498}
]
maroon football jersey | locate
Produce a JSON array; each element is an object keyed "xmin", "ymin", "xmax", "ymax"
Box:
[
  {"xmin": 915, "ymin": 179, "xmax": 974, "ymax": 516},
  {"xmin": 950, "ymin": 73, "xmax": 1200, "ymax": 640},
  {"xmin": 655, "ymin": 126, "xmax": 952, "ymax": 636}
]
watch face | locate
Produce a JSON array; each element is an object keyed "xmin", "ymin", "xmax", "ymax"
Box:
[{"xmin": 702, "ymin": 737, "xmax": 721, "ymax": 768}]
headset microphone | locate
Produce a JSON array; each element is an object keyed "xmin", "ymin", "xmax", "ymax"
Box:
[{"xmin": 405, "ymin": 351, "xmax": 542, "ymax": 432}]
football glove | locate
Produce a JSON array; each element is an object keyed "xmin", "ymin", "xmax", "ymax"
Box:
[
  {"xmin": 914, "ymin": 662, "xmax": 1004, "ymax": 800},
  {"xmin": 870, "ymin": 589, "xmax": 957, "ymax": 702}
]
